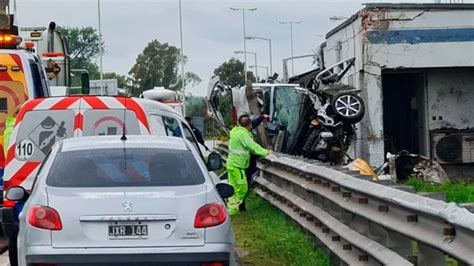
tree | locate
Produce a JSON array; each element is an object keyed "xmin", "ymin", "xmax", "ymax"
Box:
[
  {"xmin": 103, "ymin": 72, "xmax": 128, "ymax": 88},
  {"xmin": 57, "ymin": 26, "xmax": 104, "ymax": 79},
  {"xmin": 213, "ymin": 58, "xmax": 244, "ymax": 88},
  {"xmin": 185, "ymin": 95, "xmax": 220, "ymax": 137},
  {"xmin": 185, "ymin": 95, "xmax": 207, "ymax": 118},
  {"xmin": 129, "ymin": 40, "xmax": 200, "ymax": 96}
]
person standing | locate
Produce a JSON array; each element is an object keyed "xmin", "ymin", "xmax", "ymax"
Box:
[
  {"xmin": 3, "ymin": 111, "xmax": 17, "ymax": 155},
  {"xmin": 226, "ymin": 114, "xmax": 270, "ymax": 215},
  {"xmin": 3, "ymin": 107, "xmax": 19, "ymax": 266},
  {"xmin": 185, "ymin": 116, "xmax": 210, "ymax": 151}
]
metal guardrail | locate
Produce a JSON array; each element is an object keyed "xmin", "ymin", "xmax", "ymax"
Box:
[{"xmin": 216, "ymin": 142, "xmax": 474, "ymax": 266}]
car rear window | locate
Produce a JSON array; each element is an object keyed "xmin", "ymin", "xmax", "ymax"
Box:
[{"xmin": 46, "ymin": 148, "xmax": 205, "ymax": 187}]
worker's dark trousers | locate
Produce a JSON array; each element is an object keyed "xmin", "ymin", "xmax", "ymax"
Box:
[
  {"xmin": 9, "ymin": 238, "xmax": 17, "ymax": 266},
  {"xmin": 240, "ymin": 154, "xmax": 258, "ymax": 212}
]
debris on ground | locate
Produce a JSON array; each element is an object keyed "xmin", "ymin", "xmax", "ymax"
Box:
[{"xmin": 390, "ymin": 151, "xmax": 449, "ymax": 184}]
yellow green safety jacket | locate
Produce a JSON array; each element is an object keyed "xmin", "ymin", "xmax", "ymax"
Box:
[
  {"xmin": 226, "ymin": 126, "xmax": 268, "ymax": 169},
  {"xmin": 3, "ymin": 116, "xmax": 15, "ymax": 155}
]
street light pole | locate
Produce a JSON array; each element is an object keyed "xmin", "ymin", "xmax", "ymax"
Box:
[
  {"xmin": 230, "ymin": 7, "xmax": 257, "ymax": 84},
  {"xmin": 245, "ymin": 36, "xmax": 273, "ymax": 76},
  {"xmin": 281, "ymin": 54, "xmax": 314, "ymax": 83},
  {"xmin": 234, "ymin": 50, "xmax": 257, "ymax": 80},
  {"xmin": 279, "ymin": 21, "xmax": 303, "ymax": 77},
  {"xmin": 250, "ymin": 65, "xmax": 269, "ymax": 78},
  {"xmin": 268, "ymin": 39, "xmax": 272, "ymax": 75},
  {"xmin": 97, "ymin": 0, "xmax": 104, "ymax": 95},
  {"xmin": 254, "ymin": 52, "xmax": 258, "ymax": 79},
  {"xmin": 179, "ymin": 0, "xmax": 186, "ymax": 116}
]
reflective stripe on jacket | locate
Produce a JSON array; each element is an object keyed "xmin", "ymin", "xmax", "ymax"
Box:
[{"xmin": 226, "ymin": 126, "xmax": 268, "ymax": 169}]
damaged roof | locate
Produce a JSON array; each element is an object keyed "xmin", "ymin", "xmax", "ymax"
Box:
[
  {"xmin": 326, "ymin": 3, "xmax": 474, "ymax": 39},
  {"xmin": 288, "ymin": 68, "xmax": 322, "ymax": 89},
  {"xmin": 364, "ymin": 3, "xmax": 474, "ymax": 10}
]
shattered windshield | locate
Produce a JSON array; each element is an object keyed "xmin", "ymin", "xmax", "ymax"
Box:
[
  {"xmin": 254, "ymin": 87, "xmax": 271, "ymax": 115},
  {"xmin": 272, "ymin": 86, "xmax": 306, "ymax": 151}
]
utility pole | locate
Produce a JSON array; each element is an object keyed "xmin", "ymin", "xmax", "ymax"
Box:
[
  {"xmin": 246, "ymin": 36, "xmax": 273, "ymax": 76},
  {"xmin": 250, "ymin": 65, "xmax": 269, "ymax": 79},
  {"xmin": 281, "ymin": 54, "xmax": 314, "ymax": 83},
  {"xmin": 179, "ymin": 0, "xmax": 186, "ymax": 116},
  {"xmin": 97, "ymin": 0, "xmax": 104, "ymax": 95},
  {"xmin": 279, "ymin": 21, "xmax": 303, "ymax": 77},
  {"xmin": 230, "ymin": 7, "xmax": 257, "ymax": 84},
  {"xmin": 235, "ymin": 51, "xmax": 258, "ymax": 81}
]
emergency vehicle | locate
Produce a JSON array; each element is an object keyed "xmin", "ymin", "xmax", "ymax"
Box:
[
  {"xmin": 21, "ymin": 21, "xmax": 92, "ymax": 97},
  {"xmin": 1, "ymin": 96, "xmax": 206, "ymax": 260},
  {"xmin": 20, "ymin": 21, "xmax": 70, "ymax": 89},
  {"xmin": 0, "ymin": 2, "xmax": 52, "ymax": 261},
  {"xmin": 142, "ymin": 87, "xmax": 184, "ymax": 116},
  {"xmin": 0, "ymin": 2, "xmax": 51, "ymax": 166}
]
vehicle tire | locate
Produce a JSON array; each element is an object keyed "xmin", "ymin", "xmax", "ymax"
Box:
[{"xmin": 331, "ymin": 92, "xmax": 365, "ymax": 123}]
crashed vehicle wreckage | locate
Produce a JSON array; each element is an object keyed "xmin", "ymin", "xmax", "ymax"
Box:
[
  {"xmin": 208, "ymin": 57, "xmax": 450, "ymax": 184},
  {"xmin": 208, "ymin": 58, "xmax": 366, "ymax": 165}
]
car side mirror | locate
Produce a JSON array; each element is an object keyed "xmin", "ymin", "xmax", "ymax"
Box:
[
  {"xmin": 207, "ymin": 152, "xmax": 223, "ymax": 171},
  {"xmin": 6, "ymin": 186, "xmax": 29, "ymax": 202},
  {"xmin": 216, "ymin": 183, "xmax": 234, "ymax": 199}
]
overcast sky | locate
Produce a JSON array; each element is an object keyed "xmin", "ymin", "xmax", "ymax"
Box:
[{"xmin": 14, "ymin": 0, "xmax": 473, "ymax": 95}]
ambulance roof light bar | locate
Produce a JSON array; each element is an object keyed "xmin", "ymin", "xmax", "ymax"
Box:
[{"xmin": 0, "ymin": 34, "xmax": 21, "ymax": 48}]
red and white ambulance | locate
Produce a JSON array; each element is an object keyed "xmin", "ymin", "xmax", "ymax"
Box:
[
  {"xmin": 1, "ymin": 96, "xmax": 204, "ymax": 250},
  {"xmin": 0, "ymin": 18, "xmax": 51, "ymax": 170}
]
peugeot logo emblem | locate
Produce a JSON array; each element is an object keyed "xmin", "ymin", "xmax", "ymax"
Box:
[{"xmin": 122, "ymin": 201, "xmax": 133, "ymax": 212}]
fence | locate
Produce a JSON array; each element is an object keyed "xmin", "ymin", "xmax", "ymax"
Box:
[{"xmin": 215, "ymin": 142, "xmax": 474, "ymax": 266}]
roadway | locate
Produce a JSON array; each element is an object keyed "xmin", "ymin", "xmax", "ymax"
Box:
[{"xmin": 0, "ymin": 252, "xmax": 8, "ymax": 266}]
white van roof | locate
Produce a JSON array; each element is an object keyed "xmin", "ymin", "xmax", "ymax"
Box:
[{"xmin": 135, "ymin": 97, "xmax": 181, "ymax": 116}]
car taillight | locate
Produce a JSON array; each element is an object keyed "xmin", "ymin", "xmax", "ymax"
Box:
[
  {"xmin": 194, "ymin": 203, "xmax": 227, "ymax": 228},
  {"xmin": 3, "ymin": 199, "xmax": 15, "ymax": 207},
  {"xmin": 28, "ymin": 205, "xmax": 62, "ymax": 230},
  {"xmin": 2, "ymin": 184, "xmax": 15, "ymax": 207}
]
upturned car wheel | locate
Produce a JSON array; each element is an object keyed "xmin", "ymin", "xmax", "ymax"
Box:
[{"xmin": 332, "ymin": 92, "xmax": 365, "ymax": 123}]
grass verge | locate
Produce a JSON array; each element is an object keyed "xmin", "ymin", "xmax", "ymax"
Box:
[
  {"xmin": 231, "ymin": 192, "xmax": 330, "ymax": 266},
  {"xmin": 405, "ymin": 177, "xmax": 474, "ymax": 203}
]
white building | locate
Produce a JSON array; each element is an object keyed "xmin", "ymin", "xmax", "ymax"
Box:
[{"xmin": 320, "ymin": 3, "xmax": 474, "ymax": 177}]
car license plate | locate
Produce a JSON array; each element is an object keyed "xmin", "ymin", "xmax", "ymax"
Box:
[{"xmin": 108, "ymin": 224, "xmax": 148, "ymax": 239}]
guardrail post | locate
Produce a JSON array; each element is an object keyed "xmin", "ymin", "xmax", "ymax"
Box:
[
  {"xmin": 311, "ymin": 190, "xmax": 324, "ymax": 209},
  {"xmin": 368, "ymin": 221, "xmax": 389, "ymax": 246},
  {"xmin": 417, "ymin": 242, "xmax": 447, "ymax": 266},
  {"xmin": 350, "ymin": 215, "xmax": 370, "ymax": 236},
  {"xmin": 329, "ymin": 253, "xmax": 344, "ymax": 266},
  {"xmin": 386, "ymin": 230, "xmax": 413, "ymax": 260}
]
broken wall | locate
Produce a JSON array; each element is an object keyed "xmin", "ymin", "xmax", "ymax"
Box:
[
  {"xmin": 323, "ymin": 6, "xmax": 474, "ymax": 166},
  {"xmin": 427, "ymin": 68, "xmax": 474, "ymax": 130},
  {"xmin": 366, "ymin": 9, "xmax": 474, "ymax": 69}
]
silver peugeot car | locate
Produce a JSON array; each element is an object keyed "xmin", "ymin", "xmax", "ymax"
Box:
[{"xmin": 6, "ymin": 135, "xmax": 235, "ymax": 266}]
